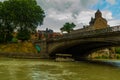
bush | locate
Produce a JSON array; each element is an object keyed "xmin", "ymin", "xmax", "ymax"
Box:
[
  {"xmin": 115, "ymin": 47, "xmax": 120, "ymax": 54},
  {"xmin": 12, "ymin": 37, "xmax": 18, "ymax": 43}
]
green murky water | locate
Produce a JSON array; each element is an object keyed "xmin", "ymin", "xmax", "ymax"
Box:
[{"xmin": 0, "ymin": 58, "xmax": 120, "ymax": 80}]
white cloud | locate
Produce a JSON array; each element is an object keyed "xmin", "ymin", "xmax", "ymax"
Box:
[
  {"xmin": 76, "ymin": 10, "xmax": 95, "ymax": 25},
  {"xmin": 102, "ymin": 11, "xmax": 113, "ymax": 20},
  {"xmin": 99, "ymin": 11, "xmax": 120, "ymax": 27},
  {"xmin": 37, "ymin": 0, "xmax": 99, "ymax": 16},
  {"xmin": 47, "ymin": 9, "xmax": 73, "ymax": 21},
  {"xmin": 108, "ymin": 19, "xmax": 120, "ymax": 26}
]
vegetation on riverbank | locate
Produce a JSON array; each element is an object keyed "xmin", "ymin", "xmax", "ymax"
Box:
[{"xmin": 89, "ymin": 47, "xmax": 120, "ymax": 59}]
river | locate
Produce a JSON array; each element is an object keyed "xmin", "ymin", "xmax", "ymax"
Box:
[{"xmin": 0, "ymin": 58, "xmax": 120, "ymax": 80}]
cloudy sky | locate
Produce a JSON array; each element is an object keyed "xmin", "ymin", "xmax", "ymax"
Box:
[
  {"xmin": 1, "ymin": 0, "xmax": 120, "ymax": 32},
  {"xmin": 36, "ymin": 0, "xmax": 120, "ymax": 32}
]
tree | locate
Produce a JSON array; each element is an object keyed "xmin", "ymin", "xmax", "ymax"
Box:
[
  {"xmin": 0, "ymin": 1, "xmax": 14, "ymax": 43},
  {"xmin": 1, "ymin": 0, "xmax": 45, "ymax": 41},
  {"xmin": 60, "ymin": 22, "xmax": 76, "ymax": 33},
  {"xmin": 17, "ymin": 28, "xmax": 31, "ymax": 41}
]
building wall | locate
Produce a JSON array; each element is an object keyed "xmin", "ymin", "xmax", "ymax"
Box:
[{"xmin": 93, "ymin": 17, "xmax": 108, "ymax": 30}]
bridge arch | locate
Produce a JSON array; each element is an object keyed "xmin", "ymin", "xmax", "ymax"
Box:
[{"xmin": 49, "ymin": 40, "xmax": 118, "ymax": 60}]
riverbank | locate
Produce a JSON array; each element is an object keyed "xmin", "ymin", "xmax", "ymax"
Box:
[{"xmin": 0, "ymin": 42, "xmax": 45, "ymax": 59}]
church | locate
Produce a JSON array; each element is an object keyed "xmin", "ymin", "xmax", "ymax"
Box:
[
  {"xmin": 88, "ymin": 9, "xmax": 109, "ymax": 30},
  {"xmin": 71, "ymin": 10, "xmax": 109, "ymax": 33}
]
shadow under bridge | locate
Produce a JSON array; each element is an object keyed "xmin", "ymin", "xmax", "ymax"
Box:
[{"xmin": 49, "ymin": 41, "xmax": 117, "ymax": 60}]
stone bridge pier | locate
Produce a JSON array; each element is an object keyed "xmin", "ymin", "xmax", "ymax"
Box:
[{"xmin": 34, "ymin": 40, "xmax": 49, "ymax": 59}]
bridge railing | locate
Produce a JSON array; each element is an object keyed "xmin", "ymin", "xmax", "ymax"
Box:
[{"xmin": 49, "ymin": 26, "xmax": 120, "ymax": 41}]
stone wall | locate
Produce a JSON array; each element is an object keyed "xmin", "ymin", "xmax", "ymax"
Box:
[{"xmin": 34, "ymin": 40, "xmax": 49, "ymax": 58}]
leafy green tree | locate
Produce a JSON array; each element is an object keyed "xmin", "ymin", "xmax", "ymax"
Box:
[
  {"xmin": 0, "ymin": 21, "xmax": 14, "ymax": 43},
  {"xmin": 60, "ymin": 22, "xmax": 76, "ymax": 33},
  {"xmin": 0, "ymin": 1, "xmax": 14, "ymax": 43},
  {"xmin": 1, "ymin": 0, "xmax": 45, "ymax": 41},
  {"xmin": 17, "ymin": 28, "xmax": 30, "ymax": 41}
]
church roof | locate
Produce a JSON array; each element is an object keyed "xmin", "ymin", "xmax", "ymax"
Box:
[{"xmin": 96, "ymin": 9, "xmax": 101, "ymax": 13}]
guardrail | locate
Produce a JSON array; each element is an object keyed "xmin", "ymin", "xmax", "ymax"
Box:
[{"xmin": 49, "ymin": 26, "xmax": 120, "ymax": 41}]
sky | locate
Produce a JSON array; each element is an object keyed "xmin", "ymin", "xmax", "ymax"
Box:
[
  {"xmin": 1, "ymin": 0, "xmax": 120, "ymax": 32},
  {"xmin": 36, "ymin": 0, "xmax": 120, "ymax": 32}
]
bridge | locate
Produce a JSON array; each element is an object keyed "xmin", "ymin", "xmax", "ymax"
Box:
[{"xmin": 35, "ymin": 26, "xmax": 120, "ymax": 60}]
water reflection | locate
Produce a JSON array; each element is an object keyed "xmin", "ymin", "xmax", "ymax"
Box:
[
  {"xmin": 101, "ymin": 60, "xmax": 120, "ymax": 67},
  {"xmin": 0, "ymin": 58, "xmax": 120, "ymax": 80}
]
